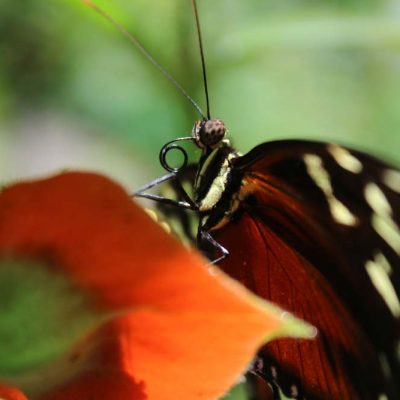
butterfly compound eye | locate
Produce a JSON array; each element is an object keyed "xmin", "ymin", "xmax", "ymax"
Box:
[{"xmin": 192, "ymin": 118, "xmax": 226, "ymax": 149}]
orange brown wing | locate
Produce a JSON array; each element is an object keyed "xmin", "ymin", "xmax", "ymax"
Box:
[{"xmin": 212, "ymin": 140, "xmax": 400, "ymax": 399}]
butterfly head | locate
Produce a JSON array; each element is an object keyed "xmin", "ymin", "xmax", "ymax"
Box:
[{"xmin": 192, "ymin": 119, "xmax": 226, "ymax": 149}]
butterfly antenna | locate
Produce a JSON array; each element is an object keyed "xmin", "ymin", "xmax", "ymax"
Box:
[
  {"xmin": 81, "ymin": 0, "xmax": 206, "ymax": 119},
  {"xmin": 191, "ymin": 0, "xmax": 211, "ymax": 120}
]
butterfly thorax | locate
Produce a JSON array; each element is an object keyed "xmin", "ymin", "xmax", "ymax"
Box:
[{"xmin": 192, "ymin": 120, "xmax": 243, "ymax": 231}]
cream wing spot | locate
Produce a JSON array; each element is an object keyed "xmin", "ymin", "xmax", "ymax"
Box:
[
  {"xmin": 379, "ymin": 353, "xmax": 392, "ymax": 379},
  {"xmin": 329, "ymin": 197, "xmax": 359, "ymax": 226},
  {"xmin": 382, "ymin": 169, "xmax": 400, "ymax": 194},
  {"xmin": 372, "ymin": 214, "xmax": 400, "ymax": 255},
  {"xmin": 364, "ymin": 182, "xmax": 392, "ymax": 217},
  {"xmin": 365, "ymin": 253, "xmax": 400, "ymax": 317},
  {"xmin": 290, "ymin": 384, "xmax": 299, "ymax": 398},
  {"xmin": 375, "ymin": 252, "xmax": 392, "ymax": 275},
  {"xmin": 303, "ymin": 154, "xmax": 331, "ymax": 194},
  {"xmin": 327, "ymin": 144, "xmax": 363, "ymax": 173},
  {"xmin": 396, "ymin": 341, "xmax": 400, "ymax": 362},
  {"xmin": 303, "ymin": 154, "xmax": 358, "ymax": 226}
]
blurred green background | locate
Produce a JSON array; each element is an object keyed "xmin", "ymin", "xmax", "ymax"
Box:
[
  {"xmin": 1, "ymin": 0, "xmax": 400, "ymax": 190},
  {"xmin": 1, "ymin": 1, "xmax": 399, "ymax": 398}
]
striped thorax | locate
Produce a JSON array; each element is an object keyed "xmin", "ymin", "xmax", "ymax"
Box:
[{"xmin": 192, "ymin": 119, "xmax": 242, "ymax": 231}]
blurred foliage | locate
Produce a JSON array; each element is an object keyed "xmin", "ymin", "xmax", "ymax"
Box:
[
  {"xmin": 0, "ymin": 0, "xmax": 399, "ymax": 398},
  {"xmin": 0, "ymin": 0, "xmax": 399, "ymax": 182},
  {"xmin": 0, "ymin": 0, "xmax": 67, "ymax": 109}
]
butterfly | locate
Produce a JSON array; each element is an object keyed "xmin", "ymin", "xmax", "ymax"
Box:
[
  {"xmin": 85, "ymin": 1, "xmax": 400, "ymax": 398},
  {"xmin": 153, "ymin": 122, "xmax": 400, "ymax": 400}
]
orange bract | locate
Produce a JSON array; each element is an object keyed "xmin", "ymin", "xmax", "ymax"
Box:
[
  {"xmin": 0, "ymin": 172, "xmax": 303, "ymax": 400},
  {"xmin": 0, "ymin": 383, "xmax": 28, "ymax": 400}
]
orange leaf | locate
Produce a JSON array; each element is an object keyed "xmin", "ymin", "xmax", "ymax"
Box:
[{"xmin": 0, "ymin": 172, "xmax": 313, "ymax": 400}]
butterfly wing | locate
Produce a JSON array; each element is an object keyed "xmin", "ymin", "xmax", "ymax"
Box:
[{"xmin": 211, "ymin": 140, "xmax": 400, "ymax": 399}]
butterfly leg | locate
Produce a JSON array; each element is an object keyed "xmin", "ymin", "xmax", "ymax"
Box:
[
  {"xmin": 133, "ymin": 172, "xmax": 198, "ymax": 210},
  {"xmin": 198, "ymin": 229, "xmax": 229, "ymax": 264},
  {"xmin": 135, "ymin": 193, "xmax": 194, "ymax": 209},
  {"xmin": 133, "ymin": 171, "xmax": 177, "ymax": 194}
]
